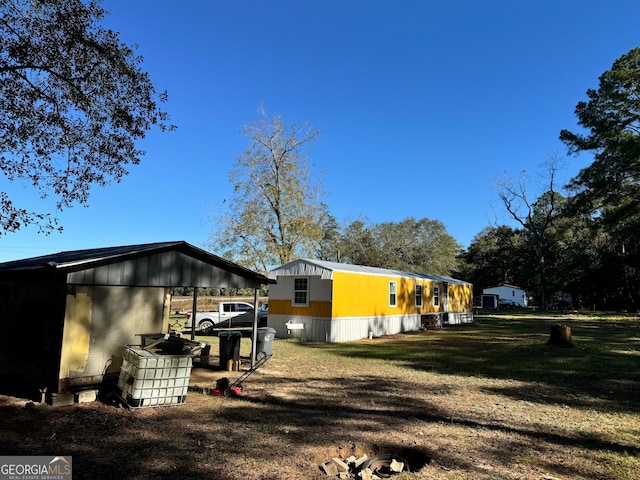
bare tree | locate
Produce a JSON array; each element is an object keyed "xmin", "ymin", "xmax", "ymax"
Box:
[
  {"xmin": 495, "ymin": 156, "xmax": 569, "ymax": 308},
  {"xmin": 209, "ymin": 109, "xmax": 327, "ymax": 273}
]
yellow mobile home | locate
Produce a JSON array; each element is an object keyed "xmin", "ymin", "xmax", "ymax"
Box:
[{"xmin": 268, "ymin": 259, "xmax": 473, "ymax": 342}]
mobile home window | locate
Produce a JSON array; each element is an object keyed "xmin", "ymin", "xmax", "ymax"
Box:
[
  {"xmin": 415, "ymin": 284, "xmax": 423, "ymax": 307},
  {"xmin": 293, "ymin": 278, "xmax": 308, "ymax": 306},
  {"xmin": 389, "ymin": 281, "xmax": 397, "ymax": 307},
  {"xmin": 433, "ymin": 285, "xmax": 440, "ymax": 307}
]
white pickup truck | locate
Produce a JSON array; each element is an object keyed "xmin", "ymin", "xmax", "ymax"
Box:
[{"xmin": 184, "ymin": 301, "xmax": 265, "ymax": 334}]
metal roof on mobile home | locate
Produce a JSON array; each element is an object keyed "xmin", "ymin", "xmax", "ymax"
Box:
[{"xmin": 269, "ymin": 258, "xmax": 470, "ymax": 285}]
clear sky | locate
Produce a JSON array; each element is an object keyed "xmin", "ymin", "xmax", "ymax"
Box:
[{"xmin": 1, "ymin": 0, "xmax": 639, "ymax": 263}]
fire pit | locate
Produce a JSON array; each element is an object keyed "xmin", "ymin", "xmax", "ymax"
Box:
[
  {"xmin": 321, "ymin": 453, "xmax": 410, "ymax": 478},
  {"xmin": 360, "ymin": 455, "xmax": 409, "ymax": 478}
]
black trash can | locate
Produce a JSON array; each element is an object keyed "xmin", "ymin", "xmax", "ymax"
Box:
[
  {"xmin": 255, "ymin": 327, "xmax": 276, "ymax": 359},
  {"xmin": 218, "ymin": 331, "xmax": 242, "ymax": 369}
]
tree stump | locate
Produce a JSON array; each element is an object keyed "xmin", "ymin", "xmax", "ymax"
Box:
[{"xmin": 548, "ymin": 323, "xmax": 573, "ymax": 346}]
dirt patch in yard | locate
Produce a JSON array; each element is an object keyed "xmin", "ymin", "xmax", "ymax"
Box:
[{"xmin": 1, "ymin": 314, "xmax": 639, "ymax": 480}]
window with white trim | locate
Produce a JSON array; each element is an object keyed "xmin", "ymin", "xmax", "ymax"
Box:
[
  {"xmin": 415, "ymin": 284, "xmax": 423, "ymax": 307},
  {"xmin": 389, "ymin": 281, "xmax": 397, "ymax": 307},
  {"xmin": 293, "ymin": 278, "xmax": 308, "ymax": 306},
  {"xmin": 433, "ymin": 285, "xmax": 440, "ymax": 307}
]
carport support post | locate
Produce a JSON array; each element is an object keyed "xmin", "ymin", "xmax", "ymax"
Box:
[
  {"xmin": 190, "ymin": 287, "xmax": 198, "ymax": 341},
  {"xmin": 251, "ymin": 288, "xmax": 259, "ymax": 367}
]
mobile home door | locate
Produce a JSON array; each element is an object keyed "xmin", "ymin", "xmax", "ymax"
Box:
[{"xmin": 442, "ymin": 282, "xmax": 449, "ymax": 324}]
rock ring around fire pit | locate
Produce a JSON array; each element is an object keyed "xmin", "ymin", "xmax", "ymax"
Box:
[
  {"xmin": 360, "ymin": 455, "xmax": 410, "ymax": 478},
  {"xmin": 321, "ymin": 453, "xmax": 410, "ymax": 478}
]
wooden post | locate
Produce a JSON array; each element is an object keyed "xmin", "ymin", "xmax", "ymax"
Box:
[
  {"xmin": 190, "ymin": 287, "xmax": 198, "ymax": 341},
  {"xmin": 548, "ymin": 323, "xmax": 573, "ymax": 346},
  {"xmin": 251, "ymin": 287, "xmax": 259, "ymax": 368}
]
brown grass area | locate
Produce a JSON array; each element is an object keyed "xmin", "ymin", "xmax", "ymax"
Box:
[{"xmin": 1, "ymin": 314, "xmax": 639, "ymax": 479}]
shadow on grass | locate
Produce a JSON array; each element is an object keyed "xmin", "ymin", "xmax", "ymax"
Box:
[
  {"xmin": 298, "ymin": 315, "xmax": 640, "ymax": 412},
  {"xmin": 1, "ymin": 370, "xmax": 637, "ymax": 480},
  {"xmin": 216, "ymin": 374, "xmax": 640, "ymax": 478}
]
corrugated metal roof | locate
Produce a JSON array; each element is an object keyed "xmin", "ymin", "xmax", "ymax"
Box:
[
  {"xmin": 0, "ymin": 241, "xmax": 272, "ymax": 286},
  {"xmin": 269, "ymin": 258, "xmax": 470, "ymax": 285},
  {"xmin": 0, "ymin": 241, "xmax": 178, "ymax": 271}
]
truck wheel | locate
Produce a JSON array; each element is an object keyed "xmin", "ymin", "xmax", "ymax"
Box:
[{"xmin": 199, "ymin": 320, "xmax": 214, "ymax": 334}]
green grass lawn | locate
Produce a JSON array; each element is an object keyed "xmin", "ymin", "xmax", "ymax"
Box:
[
  {"xmin": 174, "ymin": 310, "xmax": 640, "ymax": 409},
  {"xmin": 308, "ymin": 311, "xmax": 640, "ymax": 407}
]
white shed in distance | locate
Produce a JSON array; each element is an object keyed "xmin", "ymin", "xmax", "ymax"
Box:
[{"xmin": 482, "ymin": 284, "xmax": 527, "ymax": 308}]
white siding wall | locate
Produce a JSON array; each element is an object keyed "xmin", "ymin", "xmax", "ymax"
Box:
[
  {"xmin": 446, "ymin": 311, "xmax": 474, "ymax": 325},
  {"xmin": 269, "ymin": 275, "xmax": 332, "ymax": 303},
  {"xmin": 269, "ymin": 314, "xmax": 422, "ymax": 343},
  {"xmin": 268, "ymin": 277, "xmax": 291, "ymax": 302}
]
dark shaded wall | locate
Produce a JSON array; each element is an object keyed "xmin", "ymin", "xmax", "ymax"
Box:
[{"xmin": 0, "ymin": 275, "xmax": 67, "ymax": 400}]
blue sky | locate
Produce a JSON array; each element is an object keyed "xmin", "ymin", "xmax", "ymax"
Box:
[{"xmin": 1, "ymin": 0, "xmax": 639, "ymax": 263}]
